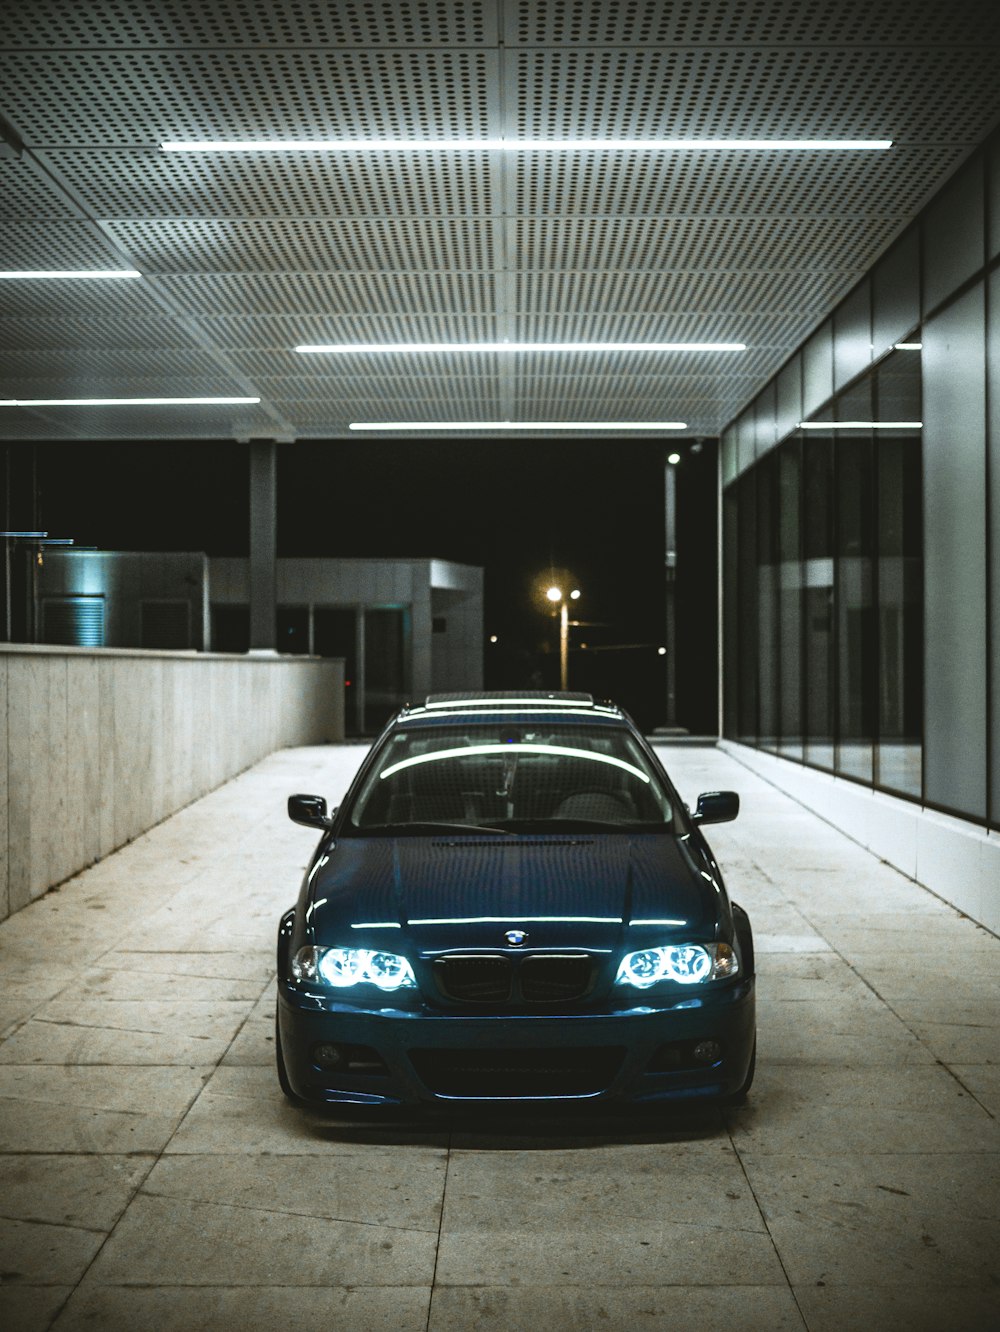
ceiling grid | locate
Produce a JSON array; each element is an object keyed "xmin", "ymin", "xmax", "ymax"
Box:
[{"xmin": 1, "ymin": 0, "xmax": 999, "ymax": 440}]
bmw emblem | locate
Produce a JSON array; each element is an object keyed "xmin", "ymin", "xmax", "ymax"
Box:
[{"xmin": 505, "ymin": 929, "xmax": 528, "ymax": 947}]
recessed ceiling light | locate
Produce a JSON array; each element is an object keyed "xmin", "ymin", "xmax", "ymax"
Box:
[
  {"xmin": 0, "ymin": 269, "xmax": 141, "ymax": 279},
  {"xmin": 297, "ymin": 341, "xmax": 745, "ymax": 355},
  {"xmin": 349, "ymin": 421, "xmax": 687, "ymax": 432},
  {"xmin": 162, "ymin": 138, "xmax": 891, "ymax": 154},
  {"xmin": 0, "ymin": 396, "xmax": 260, "ymax": 407},
  {"xmin": 798, "ymin": 420, "xmax": 922, "ymax": 429}
]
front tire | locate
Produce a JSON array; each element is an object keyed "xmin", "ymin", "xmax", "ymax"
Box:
[
  {"xmin": 724, "ymin": 1035, "xmax": 756, "ymax": 1105},
  {"xmin": 275, "ymin": 1009, "xmax": 304, "ymax": 1106}
]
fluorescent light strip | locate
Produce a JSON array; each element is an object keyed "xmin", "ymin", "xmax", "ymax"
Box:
[
  {"xmin": 798, "ymin": 420, "xmax": 922, "ymax": 430},
  {"xmin": 162, "ymin": 137, "xmax": 892, "ymax": 153},
  {"xmin": 893, "ymin": 342, "xmax": 923, "ymax": 350},
  {"xmin": 0, "ymin": 396, "xmax": 260, "ymax": 407},
  {"xmin": 0, "ymin": 269, "xmax": 141, "ymax": 280},
  {"xmin": 350, "ymin": 420, "xmax": 687, "ymax": 432},
  {"xmin": 297, "ymin": 341, "xmax": 745, "ymax": 354}
]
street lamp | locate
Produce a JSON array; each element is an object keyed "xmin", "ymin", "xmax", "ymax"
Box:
[{"xmin": 546, "ymin": 585, "xmax": 580, "ymax": 690}]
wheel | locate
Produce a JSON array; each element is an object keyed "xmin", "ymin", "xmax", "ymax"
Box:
[
  {"xmin": 724, "ymin": 1035, "xmax": 756, "ymax": 1106},
  {"xmin": 275, "ymin": 1008, "xmax": 304, "ymax": 1106},
  {"xmin": 732, "ymin": 903, "xmax": 754, "ymax": 976}
]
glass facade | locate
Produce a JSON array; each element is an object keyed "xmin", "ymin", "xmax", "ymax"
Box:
[
  {"xmin": 722, "ymin": 134, "xmax": 1000, "ymax": 832},
  {"xmin": 723, "ymin": 348, "xmax": 923, "ymax": 798}
]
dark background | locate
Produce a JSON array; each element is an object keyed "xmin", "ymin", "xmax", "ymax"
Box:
[{"xmin": 8, "ymin": 435, "xmax": 718, "ymax": 735}]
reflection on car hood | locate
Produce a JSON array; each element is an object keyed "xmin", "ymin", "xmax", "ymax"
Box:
[{"xmin": 307, "ymin": 835, "xmax": 718, "ymax": 951}]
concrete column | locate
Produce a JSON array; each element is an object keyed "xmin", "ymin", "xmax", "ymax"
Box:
[
  {"xmin": 355, "ymin": 605, "xmax": 366, "ymax": 734},
  {"xmin": 249, "ymin": 440, "xmax": 277, "ymax": 651},
  {"xmin": 2, "ymin": 445, "xmax": 41, "ymax": 643},
  {"xmin": 664, "ymin": 457, "xmax": 678, "ymax": 727}
]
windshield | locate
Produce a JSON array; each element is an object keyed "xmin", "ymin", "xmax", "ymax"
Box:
[{"xmin": 344, "ymin": 721, "xmax": 675, "ymax": 834}]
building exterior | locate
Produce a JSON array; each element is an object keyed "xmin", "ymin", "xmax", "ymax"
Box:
[
  {"xmin": 29, "ymin": 550, "xmax": 483, "ymax": 735},
  {"xmin": 719, "ymin": 126, "xmax": 1000, "ymax": 932},
  {"xmin": 209, "ymin": 556, "xmax": 484, "ymax": 733},
  {"xmin": 21, "ymin": 549, "xmax": 210, "ymax": 651}
]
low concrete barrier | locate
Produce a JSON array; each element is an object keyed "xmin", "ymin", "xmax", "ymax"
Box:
[
  {"xmin": 1, "ymin": 645, "xmax": 344, "ymax": 922},
  {"xmin": 719, "ymin": 739, "xmax": 1000, "ymax": 937}
]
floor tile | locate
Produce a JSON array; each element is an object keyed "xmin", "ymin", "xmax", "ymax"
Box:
[
  {"xmin": 85, "ymin": 1193, "xmax": 438, "ymax": 1287},
  {"xmin": 0, "ymin": 1154, "xmax": 154, "ymax": 1230},
  {"xmin": 793, "ymin": 1282, "xmax": 1000, "ymax": 1331},
  {"xmin": 441, "ymin": 1141, "xmax": 764, "ymax": 1233},
  {"xmin": 951, "ymin": 1062, "xmax": 1000, "ymax": 1116},
  {"xmin": 0, "ymin": 1217, "xmax": 105, "ymax": 1286},
  {"xmin": 33, "ymin": 999, "xmax": 253, "ymax": 1042},
  {"xmin": 434, "ymin": 1219, "xmax": 785, "ymax": 1288},
  {"xmin": 0, "ymin": 1020, "xmax": 231, "ymax": 1067},
  {"xmin": 428, "ymin": 1284, "xmax": 806, "ymax": 1331},
  {"xmin": 741, "ymin": 1152, "xmax": 1000, "ymax": 1287},
  {"xmin": 727, "ymin": 1095, "xmax": 998, "ymax": 1157},
  {"xmin": 0, "ymin": 1098, "xmax": 184, "ymax": 1155},
  {"xmin": 141, "ymin": 1150, "xmax": 446, "ymax": 1231},
  {"xmin": 52, "ymin": 1284, "xmax": 431, "ymax": 1332},
  {"xmin": 0, "ymin": 1064, "xmax": 211, "ymax": 1115},
  {"xmin": 0, "ymin": 1286, "xmax": 73, "ymax": 1332}
]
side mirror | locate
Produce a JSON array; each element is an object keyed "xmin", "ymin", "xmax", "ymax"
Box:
[
  {"xmin": 692, "ymin": 790, "xmax": 740, "ymax": 824},
  {"xmin": 288, "ymin": 793, "xmax": 333, "ymax": 830}
]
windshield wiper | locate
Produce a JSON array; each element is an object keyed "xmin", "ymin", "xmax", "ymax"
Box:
[
  {"xmin": 501, "ymin": 818, "xmax": 671, "ymax": 833},
  {"xmin": 359, "ymin": 821, "xmax": 516, "ymax": 836}
]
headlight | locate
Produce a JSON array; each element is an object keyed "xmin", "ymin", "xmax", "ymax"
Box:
[
  {"xmin": 615, "ymin": 942, "xmax": 738, "ymax": 988},
  {"xmin": 291, "ymin": 945, "xmax": 416, "ymax": 991}
]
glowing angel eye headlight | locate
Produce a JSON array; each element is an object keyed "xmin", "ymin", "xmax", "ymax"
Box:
[
  {"xmin": 615, "ymin": 942, "xmax": 738, "ymax": 988},
  {"xmin": 291, "ymin": 946, "xmax": 416, "ymax": 990}
]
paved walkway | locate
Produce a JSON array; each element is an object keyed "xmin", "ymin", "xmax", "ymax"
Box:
[{"xmin": 1, "ymin": 742, "xmax": 998, "ymax": 1331}]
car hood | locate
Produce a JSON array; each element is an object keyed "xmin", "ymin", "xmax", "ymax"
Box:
[{"xmin": 306, "ymin": 833, "xmax": 718, "ymax": 952}]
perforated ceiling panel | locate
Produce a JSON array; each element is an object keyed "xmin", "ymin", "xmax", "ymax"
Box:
[{"xmin": 1, "ymin": 0, "xmax": 999, "ymax": 442}]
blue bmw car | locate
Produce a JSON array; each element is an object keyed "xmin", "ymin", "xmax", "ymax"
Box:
[{"xmin": 276, "ymin": 691, "xmax": 755, "ymax": 1109}]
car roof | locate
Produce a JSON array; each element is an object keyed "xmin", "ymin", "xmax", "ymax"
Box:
[
  {"xmin": 397, "ymin": 691, "xmax": 628, "ymax": 726},
  {"xmin": 424, "ymin": 690, "xmax": 595, "ymax": 708}
]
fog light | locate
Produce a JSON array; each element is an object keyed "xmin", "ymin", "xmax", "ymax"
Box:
[
  {"xmin": 313, "ymin": 1043, "xmax": 344, "ymax": 1067},
  {"xmin": 693, "ymin": 1040, "xmax": 722, "ymax": 1064}
]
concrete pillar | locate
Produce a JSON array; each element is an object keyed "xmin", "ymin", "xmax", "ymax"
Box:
[
  {"xmin": 664, "ymin": 456, "xmax": 678, "ymax": 727},
  {"xmin": 249, "ymin": 440, "xmax": 277, "ymax": 651}
]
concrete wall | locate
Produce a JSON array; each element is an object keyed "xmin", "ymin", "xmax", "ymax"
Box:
[
  {"xmin": 719, "ymin": 740, "xmax": 1000, "ymax": 937},
  {"xmin": 0, "ymin": 644, "xmax": 344, "ymax": 924}
]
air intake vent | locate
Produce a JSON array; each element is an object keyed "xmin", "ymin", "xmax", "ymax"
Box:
[
  {"xmin": 519, "ymin": 953, "xmax": 593, "ymax": 1002},
  {"xmin": 41, "ymin": 596, "xmax": 105, "ymax": 647},
  {"xmin": 408, "ymin": 1045, "xmax": 625, "ymax": 1098},
  {"xmin": 434, "ymin": 955, "xmax": 511, "ymax": 1003},
  {"xmin": 433, "ymin": 952, "xmax": 595, "ymax": 1004}
]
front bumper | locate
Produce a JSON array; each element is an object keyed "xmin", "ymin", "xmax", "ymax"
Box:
[{"xmin": 276, "ymin": 979, "xmax": 755, "ymax": 1107}]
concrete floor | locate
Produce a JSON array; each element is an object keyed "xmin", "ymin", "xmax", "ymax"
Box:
[{"xmin": 1, "ymin": 742, "xmax": 998, "ymax": 1332}]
